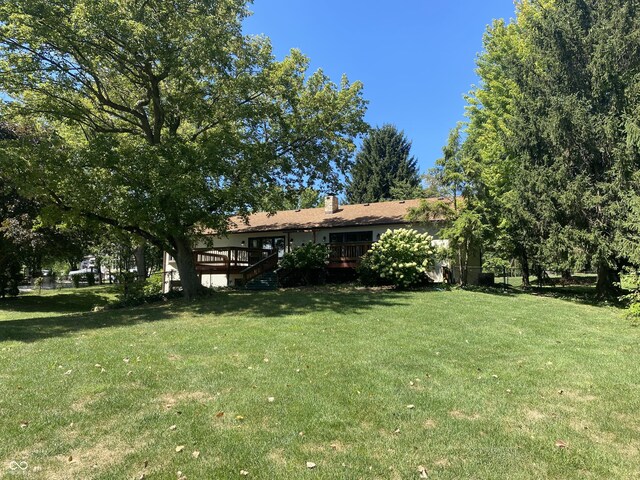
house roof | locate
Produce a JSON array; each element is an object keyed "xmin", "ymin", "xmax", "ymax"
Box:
[{"xmin": 218, "ymin": 198, "xmax": 440, "ymax": 234}]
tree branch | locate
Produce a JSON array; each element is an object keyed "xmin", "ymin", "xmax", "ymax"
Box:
[
  {"xmin": 47, "ymin": 190, "xmax": 170, "ymax": 254},
  {"xmin": 190, "ymin": 92, "xmax": 265, "ymax": 141}
]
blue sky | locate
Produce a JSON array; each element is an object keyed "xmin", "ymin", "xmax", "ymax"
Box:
[{"xmin": 243, "ymin": 1, "xmax": 516, "ymax": 173}]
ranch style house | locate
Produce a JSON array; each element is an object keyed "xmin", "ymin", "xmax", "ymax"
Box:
[{"xmin": 162, "ymin": 195, "xmax": 482, "ymax": 291}]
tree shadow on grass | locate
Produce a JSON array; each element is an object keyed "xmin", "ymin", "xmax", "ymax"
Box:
[
  {"xmin": 467, "ymin": 284, "xmax": 626, "ymax": 309},
  {"xmin": 0, "ymin": 290, "xmax": 114, "ymax": 315},
  {"xmin": 0, "ymin": 303, "xmax": 175, "ymax": 344},
  {"xmin": 0, "ymin": 287, "xmax": 415, "ymax": 343},
  {"xmin": 189, "ymin": 286, "xmax": 415, "ymax": 318}
]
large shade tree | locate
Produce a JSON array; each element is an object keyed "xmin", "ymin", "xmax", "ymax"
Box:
[
  {"xmin": 0, "ymin": 0, "xmax": 368, "ymax": 298},
  {"xmin": 1, "ymin": 123, "xmax": 98, "ymax": 295},
  {"xmin": 462, "ymin": 17, "xmax": 539, "ymax": 287}
]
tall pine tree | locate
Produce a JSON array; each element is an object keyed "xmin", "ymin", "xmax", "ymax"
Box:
[
  {"xmin": 346, "ymin": 124, "xmax": 420, "ymax": 203},
  {"xmin": 459, "ymin": 0, "xmax": 640, "ymax": 296},
  {"xmin": 508, "ymin": 0, "xmax": 640, "ymax": 296}
]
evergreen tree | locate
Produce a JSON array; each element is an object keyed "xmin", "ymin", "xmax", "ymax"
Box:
[
  {"xmin": 507, "ymin": 0, "xmax": 640, "ymax": 296},
  {"xmin": 346, "ymin": 125, "xmax": 420, "ymax": 203},
  {"xmin": 459, "ymin": 0, "xmax": 640, "ymax": 296}
]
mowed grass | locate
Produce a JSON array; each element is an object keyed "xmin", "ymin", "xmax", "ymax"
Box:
[
  {"xmin": 0, "ymin": 287, "xmax": 639, "ymax": 479},
  {"xmin": 0, "ymin": 286, "xmax": 117, "ymax": 321}
]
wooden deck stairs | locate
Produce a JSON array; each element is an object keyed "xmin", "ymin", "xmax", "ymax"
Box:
[{"xmin": 244, "ymin": 270, "xmax": 279, "ymax": 291}]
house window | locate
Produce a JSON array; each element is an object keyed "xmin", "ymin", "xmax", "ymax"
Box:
[
  {"xmin": 248, "ymin": 236, "xmax": 286, "ymax": 258},
  {"xmin": 329, "ymin": 231, "xmax": 373, "ymax": 243}
]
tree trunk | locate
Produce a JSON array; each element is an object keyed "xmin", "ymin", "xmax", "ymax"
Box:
[
  {"xmin": 95, "ymin": 257, "xmax": 103, "ymax": 285},
  {"xmin": 173, "ymin": 236, "xmax": 203, "ymax": 300},
  {"xmin": 536, "ymin": 265, "xmax": 546, "ymax": 288},
  {"xmin": 134, "ymin": 245, "xmax": 146, "ymax": 281},
  {"xmin": 462, "ymin": 242, "xmax": 470, "ymax": 286},
  {"xmin": 457, "ymin": 246, "xmax": 465, "ymax": 286},
  {"xmin": 520, "ymin": 252, "xmax": 531, "ymax": 289},
  {"xmin": 596, "ymin": 260, "xmax": 621, "ymax": 298}
]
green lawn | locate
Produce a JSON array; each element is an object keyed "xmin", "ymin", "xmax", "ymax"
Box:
[{"xmin": 1, "ymin": 286, "xmax": 639, "ymax": 479}]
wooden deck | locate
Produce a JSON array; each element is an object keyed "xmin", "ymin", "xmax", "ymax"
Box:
[
  {"xmin": 194, "ymin": 247, "xmax": 272, "ymax": 275},
  {"xmin": 191, "ymin": 242, "xmax": 373, "ymax": 279},
  {"xmin": 327, "ymin": 242, "xmax": 372, "ymax": 269}
]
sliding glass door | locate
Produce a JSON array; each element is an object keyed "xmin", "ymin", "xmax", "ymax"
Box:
[{"xmin": 248, "ymin": 236, "xmax": 286, "ymax": 263}]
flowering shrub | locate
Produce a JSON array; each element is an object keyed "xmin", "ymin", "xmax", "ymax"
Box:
[{"xmin": 358, "ymin": 229, "xmax": 435, "ymax": 288}]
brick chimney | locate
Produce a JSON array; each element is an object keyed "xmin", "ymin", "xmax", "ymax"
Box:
[{"xmin": 324, "ymin": 194, "xmax": 339, "ymax": 214}]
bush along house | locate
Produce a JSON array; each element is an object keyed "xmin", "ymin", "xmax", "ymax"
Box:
[{"xmin": 162, "ymin": 195, "xmax": 482, "ymax": 291}]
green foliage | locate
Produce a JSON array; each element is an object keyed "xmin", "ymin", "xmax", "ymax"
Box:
[
  {"xmin": 621, "ymin": 271, "xmax": 640, "ymax": 320},
  {"xmin": 355, "ymin": 258, "xmax": 384, "ymax": 287},
  {"xmin": 115, "ymin": 272, "xmax": 146, "ymax": 306},
  {"xmin": 279, "ymin": 243, "xmax": 329, "ymax": 286},
  {"xmin": 0, "ymin": 247, "xmax": 21, "ymax": 298},
  {"xmin": 259, "ymin": 187, "xmax": 322, "ymax": 211},
  {"xmin": 358, "ymin": 229, "xmax": 435, "ymax": 288},
  {"xmin": 460, "ymin": 16, "xmax": 535, "ymax": 287},
  {"xmin": 407, "ymin": 199, "xmax": 456, "ymax": 224},
  {"xmin": 33, "ymin": 276, "xmax": 44, "ymax": 294},
  {"xmin": 626, "ymin": 302, "xmax": 640, "ymax": 321},
  {"xmin": 482, "ymin": 253, "xmax": 510, "ymax": 272},
  {"xmin": 346, "ymin": 124, "xmax": 420, "ymax": 203},
  {"xmin": 112, "ymin": 271, "xmax": 166, "ymax": 307},
  {"xmin": 444, "ymin": 1, "xmax": 640, "ymax": 294},
  {"xmin": 70, "ymin": 274, "xmax": 81, "ymax": 288},
  {"xmin": 0, "ymin": 0, "xmax": 368, "ymax": 299},
  {"xmin": 430, "ymin": 124, "xmax": 467, "ymax": 208},
  {"xmin": 280, "ymin": 243, "xmax": 329, "ymax": 271},
  {"xmin": 408, "ymin": 198, "xmax": 483, "ymax": 286},
  {"xmin": 0, "ymin": 176, "xmax": 92, "ymax": 291},
  {"xmin": 408, "ymin": 121, "xmax": 486, "ymax": 287},
  {"xmin": 143, "ymin": 272, "xmax": 164, "ymax": 297},
  {"xmin": 85, "ymin": 272, "xmax": 96, "ymax": 287},
  {"xmin": 49, "ymin": 260, "xmax": 71, "ymax": 278}
]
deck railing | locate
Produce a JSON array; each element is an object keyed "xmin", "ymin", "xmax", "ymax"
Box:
[
  {"xmin": 191, "ymin": 242, "xmax": 373, "ymax": 278},
  {"xmin": 193, "ymin": 247, "xmax": 271, "ymax": 272},
  {"xmin": 241, "ymin": 252, "xmax": 279, "ymax": 283},
  {"xmin": 328, "ymin": 242, "xmax": 373, "ymax": 263}
]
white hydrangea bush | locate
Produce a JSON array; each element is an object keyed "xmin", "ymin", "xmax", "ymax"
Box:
[{"xmin": 359, "ymin": 228, "xmax": 436, "ymax": 287}]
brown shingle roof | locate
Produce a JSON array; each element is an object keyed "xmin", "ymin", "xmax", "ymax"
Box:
[{"xmin": 218, "ymin": 198, "xmax": 439, "ymax": 234}]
